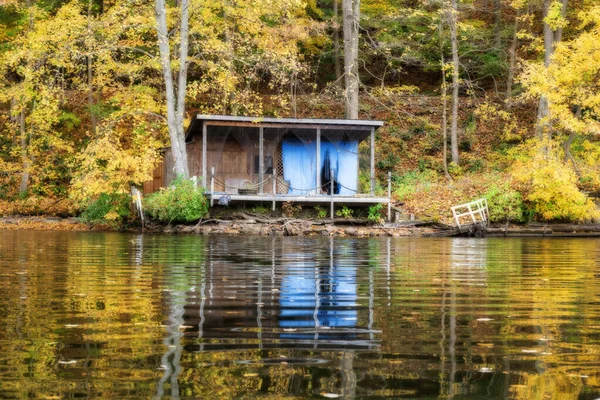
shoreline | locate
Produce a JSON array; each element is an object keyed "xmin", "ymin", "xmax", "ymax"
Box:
[{"xmin": 3, "ymin": 215, "xmax": 600, "ymax": 238}]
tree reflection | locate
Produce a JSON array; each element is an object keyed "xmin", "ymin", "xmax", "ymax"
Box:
[{"xmin": 1, "ymin": 232, "xmax": 600, "ymax": 398}]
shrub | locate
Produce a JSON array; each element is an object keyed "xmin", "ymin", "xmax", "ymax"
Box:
[
  {"xmin": 144, "ymin": 177, "xmax": 208, "ymax": 223},
  {"xmin": 512, "ymin": 147, "xmax": 600, "ymax": 222},
  {"xmin": 0, "ymin": 196, "xmax": 79, "ymax": 217},
  {"xmin": 80, "ymin": 193, "xmax": 131, "ymax": 223},
  {"xmin": 484, "ymin": 183, "xmax": 525, "ymax": 223},
  {"xmin": 281, "ymin": 201, "xmax": 302, "ymax": 217},
  {"xmin": 314, "ymin": 206, "xmax": 328, "ymax": 219},
  {"xmin": 336, "ymin": 206, "xmax": 353, "ymax": 219},
  {"xmin": 367, "ymin": 203, "xmax": 384, "ymax": 224}
]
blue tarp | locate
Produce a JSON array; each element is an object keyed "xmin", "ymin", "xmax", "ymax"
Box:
[{"xmin": 281, "ymin": 139, "xmax": 359, "ymax": 194}]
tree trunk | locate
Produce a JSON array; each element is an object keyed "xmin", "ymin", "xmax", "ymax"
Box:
[
  {"xmin": 155, "ymin": 0, "xmax": 189, "ymax": 178},
  {"xmin": 505, "ymin": 9, "xmax": 519, "ymax": 110},
  {"xmin": 563, "ymin": 106, "xmax": 580, "ymax": 175},
  {"xmin": 536, "ymin": 0, "xmax": 567, "ymax": 145},
  {"xmin": 449, "ymin": 0, "xmax": 460, "ymax": 165},
  {"xmin": 439, "ymin": 20, "xmax": 451, "ymax": 181},
  {"xmin": 87, "ymin": 0, "xmax": 97, "ymax": 135},
  {"xmin": 19, "ymin": 110, "xmax": 30, "ymax": 194},
  {"xmin": 333, "ymin": 0, "xmax": 342, "ymax": 88},
  {"xmin": 493, "ymin": 0, "xmax": 501, "ymax": 49},
  {"xmin": 343, "ymin": 0, "xmax": 360, "ymax": 119}
]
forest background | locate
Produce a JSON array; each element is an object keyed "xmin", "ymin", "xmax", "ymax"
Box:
[{"xmin": 1, "ymin": 0, "xmax": 600, "ymax": 224}]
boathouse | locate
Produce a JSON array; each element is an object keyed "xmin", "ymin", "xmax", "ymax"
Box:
[{"xmin": 144, "ymin": 115, "xmax": 388, "ymax": 206}]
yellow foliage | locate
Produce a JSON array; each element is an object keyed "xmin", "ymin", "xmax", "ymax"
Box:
[
  {"xmin": 475, "ymin": 102, "xmax": 528, "ymax": 142},
  {"xmin": 511, "ymin": 141, "xmax": 599, "ymax": 222},
  {"xmin": 521, "ymin": 6, "xmax": 600, "ymax": 136},
  {"xmin": 0, "ymin": 197, "xmax": 79, "ymax": 217}
]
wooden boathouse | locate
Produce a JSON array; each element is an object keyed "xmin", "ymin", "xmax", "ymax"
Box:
[{"xmin": 145, "ymin": 115, "xmax": 389, "ymax": 208}]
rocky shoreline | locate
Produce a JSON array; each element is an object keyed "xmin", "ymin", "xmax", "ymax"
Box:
[
  {"xmin": 0, "ymin": 215, "xmax": 431, "ymax": 236},
  {"xmin": 146, "ymin": 218, "xmax": 430, "ymax": 237},
  {"xmin": 3, "ymin": 215, "xmax": 600, "ymax": 238}
]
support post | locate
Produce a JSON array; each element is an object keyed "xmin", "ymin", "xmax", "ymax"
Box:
[
  {"xmin": 202, "ymin": 122, "xmax": 207, "ymax": 188},
  {"xmin": 330, "ymin": 169, "xmax": 334, "ymax": 219},
  {"xmin": 387, "ymin": 171, "xmax": 392, "ymax": 222},
  {"xmin": 316, "ymin": 128, "xmax": 321, "ymax": 195},
  {"xmin": 272, "ymin": 166, "xmax": 277, "ymax": 211},
  {"xmin": 370, "ymin": 127, "xmax": 375, "ymax": 195},
  {"xmin": 259, "ymin": 127, "xmax": 264, "ymax": 194},
  {"xmin": 210, "ymin": 167, "xmax": 215, "ymax": 207}
]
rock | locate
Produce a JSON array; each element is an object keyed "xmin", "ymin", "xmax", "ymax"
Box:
[
  {"xmin": 179, "ymin": 225, "xmax": 196, "ymax": 234},
  {"xmin": 284, "ymin": 223, "xmax": 298, "ymax": 236},
  {"xmin": 346, "ymin": 228, "xmax": 358, "ymax": 236}
]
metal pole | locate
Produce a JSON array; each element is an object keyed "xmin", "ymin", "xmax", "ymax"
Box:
[
  {"xmin": 387, "ymin": 171, "xmax": 392, "ymax": 221},
  {"xmin": 272, "ymin": 166, "xmax": 277, "ymax": 211},
  {"xmin": 259, "ymin": 127, "xmax": 264, "ymax": 194},
  {"xmin": 330, "ymin": 168, "xmax": 334, "ymax": 219},
  {"xmin": 370, "ymin": 127, "xmax": 375, "ymax": 195},
  {"xmin": 202, "ymin": 122, "xmax": 207, "ymax": 188},
  {"xmin": 210, "ymin": 167, "xmax": 215, "ymax": 207},
  {"xmin": 316, "ymin": 128, "xmax": 321, "ymax": 194}
]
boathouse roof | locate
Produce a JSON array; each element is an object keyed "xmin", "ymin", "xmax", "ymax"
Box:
[{"xmin": 186, "ymin": 114, "xmax": 385, "ymax": 141}]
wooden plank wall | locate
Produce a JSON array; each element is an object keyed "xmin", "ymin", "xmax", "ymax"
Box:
[{"xmin": 142, "ymin": 161, "xmax": 164, "ymax": 194}]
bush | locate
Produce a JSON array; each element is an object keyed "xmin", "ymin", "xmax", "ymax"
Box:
[
  {"xmin": 512, "ymin": 148, "xmax": 600, "ymax": 222},
  {"xmin": 367, "ymin": 203, "xmax": 384, "ymax": 224},
  {"xmin": 144, "ymin": 177, "xmax": 208, "ymax": 223},
  {"xmin": 484, "ymin": 183, "xmax": 525, "ymax": 223},
  {"xmin": 80, "ymin": 193, "xmax": 131, "ymax": 223},
  {"xmin": 281, "ymin": 201, "xmax": 302, "ymax": 217},
  {"xmin": 0, "ymin": 196, "xmax": 79, "ymax": 217},
  {"xmin": 335, "ymin": 206, "xmax": 353, "ymax": 219}
]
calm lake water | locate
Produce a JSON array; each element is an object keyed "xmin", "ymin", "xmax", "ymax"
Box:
[{"xmin": 1, "ymin": 231, "xmax": 600, "ymax": 399}]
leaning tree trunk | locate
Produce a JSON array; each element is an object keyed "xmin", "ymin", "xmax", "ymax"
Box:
[
  {"xmin": 343, "ymin": 0, "xmax": 360, "ymax": 119},
  {"xmin": 449, "ymin": 0, "xmax": 460, "ymax": 165},
  {"xmin": 333, "ymin": 0, "xmax": 342, "ymax": 88},
  {"xmin": 536, "ymin": 0, "xmax": 567, "ymax": 148},
  {"xmin": 505, "ymin": 8, "xmax": 519, "ymax": 110},
  {"xmin": 155, "ymin": 0, "xmax": 189, "ymax": 179},
  {"xmin": 440, "ymin": 24, "xmax": 451, "ymax": 181}
]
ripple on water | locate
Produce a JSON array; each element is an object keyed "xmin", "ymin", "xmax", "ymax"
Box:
[{"xmin": 1, "ymin": 232, "xmax": 600, "ymax": 398}]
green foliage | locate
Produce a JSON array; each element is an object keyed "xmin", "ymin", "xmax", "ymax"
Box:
[
  {"xmin": 250, "ymin": 205, "xmax": 270, "ymax": 215},
  {"xmin": 484, "ymin": 183, "xmax": 526, "ymax": 223},
  {"xmin": 281, "ymin": 201, "xmax": 302, "ymax": 217},
  {"xmin": 335, "ymin": 206, "xmax": 353, "ymax": 219},
  {"xmin": 144, "ymin": 177, "xmax": 207, "ymax": 223},
  {"xmin": 367, "ymin": 203, "xmax": 384, "ymax": 224},
  {"xmin": 393, "ymin": 170, "xmax": 438, "ymax": 201},
  {"xmin": 80, "ymin": 193, "xmax": 131, "ymax": 223},
  {"xmin": 314, "ymin": 206, "xmax": 328, "ymax": 219}
]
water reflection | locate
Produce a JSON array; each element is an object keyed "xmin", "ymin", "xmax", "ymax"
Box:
[
  {"xmin": 166, "ymin": 237, "xmax": 378, "ymax": 351},
  {"xmin": 1, "ymin": 232, "xmax": 600, "ymax": 399}
]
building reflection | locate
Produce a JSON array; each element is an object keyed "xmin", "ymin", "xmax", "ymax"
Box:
[{"xmin": 167, "ymin": 236, "xmax": 378, "ymax": 352}]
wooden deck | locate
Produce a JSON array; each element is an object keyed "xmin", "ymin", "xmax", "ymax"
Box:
[{"xmin": 208, "ymin": 192, "xmax": 389, "ymax": 206}]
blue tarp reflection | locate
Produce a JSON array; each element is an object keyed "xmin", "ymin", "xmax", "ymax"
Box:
[{"xmin": 279, "ymin": 256, "xmax": 357, "ymax": 338}]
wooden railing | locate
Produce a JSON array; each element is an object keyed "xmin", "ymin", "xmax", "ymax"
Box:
[{"xmin": 451, "ymin": 198, "xmax": 489, "ymax": 233}]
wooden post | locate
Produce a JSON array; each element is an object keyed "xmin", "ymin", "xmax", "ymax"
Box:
[
  {"xmin": 202, "ymin": 122, "xmax": 207, "ymax": 188},
  {"xmin": 316, "ymin": 128, "xmax": 321, "ymax": 195},
  {"xmin": 330, "ymin": 168, "xmax": 335, "ymax": 219},
  {"xmin": 387, "ymin": 171, "xmax": 392, "ymax": 222},
  {"xmin": 272, "ymin": 166, "xmax": 277, "ymax": 211},
  {"xmin": 370, "ymin": 127, "xmax": 375, "ymax": 195},
  {"xmin": 210, "ymin": 167, "xmax": 215, "ymax": 207},
  {"xmin": 259, "ymin": 126, "xmax": 264, "ymax": 194}
]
